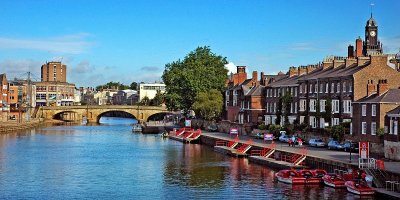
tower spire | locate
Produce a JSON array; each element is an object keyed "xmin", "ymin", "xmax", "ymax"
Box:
[{"xmin": 370, "ymin": 3, "xmax": 374, "ymax": 18}]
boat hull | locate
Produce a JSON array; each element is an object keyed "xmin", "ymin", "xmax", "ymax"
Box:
[{"xmin": 345, "ymin": 181, "xmax": 375, "ymax": 195}]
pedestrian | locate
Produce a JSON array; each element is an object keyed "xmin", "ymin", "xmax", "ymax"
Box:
[
  {"xmin": 288, "ymin": 139, "xmax": 292, "ymax": 147},
  {"xmin": 298, "ymin": 137, "xmax": 302, "ymax": 146},
  {"xmin": 292, "ymin": 136, "xmax": 296, "ymax": 147}
]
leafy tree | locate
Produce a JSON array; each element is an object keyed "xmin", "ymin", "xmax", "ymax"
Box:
[
  {"xmin": 275, "ymin": 94, "xmax": 283, "ymax": 125},
  {"xmin": 377, "ymin": 128, "xmax": 385, "ymax": 137},
  {"xmin": 162, "ymin": 46, "xmax": 228, "ymax": 114},
  {"xmin": 282, "ymin": 93, "xmax": 292, "ymax": 128},
  {"xmin": 96, "ymin": 81, "xmax": 129, "ymax": 91},
  {"xmin": 150, "ymin": 90, "xmax": 164, "ymax": 106},
  {"xmin": 130, "ymin": 82, "xmax": 138, "ymax": 90},
  {"xmin": 324, "ymin": 97, "xmax": 332, "ymax": 124},
  {"xmin": 192, "ymin": 89, "xmax": 223, "ymax": 121},
  {"xmin": 140, "ymin": 96, "xmax": 150, "ymax": 106},
  {"xmin": 331, "ymin": 125, "xmax": 344, "ymax": 141}
]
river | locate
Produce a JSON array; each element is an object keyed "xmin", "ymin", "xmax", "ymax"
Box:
[{"xmin": 0, "ymin": 117, "xmax": 372, "ymax": 199}]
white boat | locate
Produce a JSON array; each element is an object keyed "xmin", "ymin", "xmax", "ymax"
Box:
[
  {"xmin": 81, "ymin": 117, "xmax": 88, "ymax": 125},
  {"xmin": 132, "ymin": 124, "xmax": 142, "ymax": 132}
]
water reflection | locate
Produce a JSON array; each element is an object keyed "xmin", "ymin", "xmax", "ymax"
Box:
[
  {"xmin": 99, "ymin": 116, "xmax": 137, "ymax": 125},
  {"xmin": 0, "ymin": 122, "xmax": 376, "ymax": 199}
]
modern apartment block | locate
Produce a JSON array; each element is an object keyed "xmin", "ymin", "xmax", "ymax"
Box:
[
  {"xmin": 138, "ymin": 83, "xmax": 165, "ymax": 102},
  {"xmin": 41, "ymin": 61, "xmax": 67, "ymax": 82}
]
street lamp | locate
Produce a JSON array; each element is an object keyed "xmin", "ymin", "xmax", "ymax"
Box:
[{"xmin": 349, "ymin": 140, "xmax": 352, "ymax": 163}]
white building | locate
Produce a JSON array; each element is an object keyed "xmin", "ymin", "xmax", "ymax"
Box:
[
  {"xmin": 139, "ymin": 83, "xmax": 166, "ymax": 101},
  {"xmin": 112, "ymin": 89, "xmax": 138, "ymax": 105}
]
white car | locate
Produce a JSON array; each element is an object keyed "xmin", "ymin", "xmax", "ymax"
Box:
[
  {"xmin": 279, "ymin": 135, "xmax": 290, "ymax": 142},
  {"xmin": 308, "ymin": 139, "xmax": 326, "ymax": 147}
]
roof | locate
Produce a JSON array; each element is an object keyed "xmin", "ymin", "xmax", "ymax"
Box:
[
  {"xmin": 387, "ymin": 106, "xmax": 400, "ymax": 116},
  {"xmin": 0, "ymin": 73, "xmax": 6, "ymax": 82},
  {"xmin": 231, "ymin": 79, "xmax": 253, "ymax": 90},
  {"xmin": 246, "ymin": 85, "xmax": 264, "ymax": 96},
  {"xmin": 355, "ymin": 89, "xmax": 400, "ymax": 103},
  {"xmin": 366, "ymin": 15, "xmax": 377, "ymax": 27},
  {"xmin": 298, "ymin": 62, "xmax": 368, "ymax": 81}
]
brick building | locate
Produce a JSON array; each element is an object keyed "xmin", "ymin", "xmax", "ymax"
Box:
[
  {"xmin": 0, "ymin": 74, "xmax": 9, "ymax": 121},
  {"xmin": 8, "ymin": 79, "xmax": 37, "ymax": 120},
  {"xmin": 384, "ymin": 106, "xmax": 400, "ymax": 160},
  {"xmin": 41, "ymin": 61, "xmax": 67, "ymax": 82}
]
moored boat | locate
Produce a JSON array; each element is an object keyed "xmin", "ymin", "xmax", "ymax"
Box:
[
  {"xmin": 322, "ymin": 173, "xmax": 346, "ymax": 188},
  {"xmin": 275, "ymin": 170, "xmax": 305, "ymax": 184},
  {"xmin": 299, "ymin": 169, "xmax": 327, "ymax": 184},
  {"xmin": 345, "ymin": 180, "xmax": 375, "ymax": 195},
  {"xmin": 132, "ymin": 124, "xmax": 142, "ymax": 132}
]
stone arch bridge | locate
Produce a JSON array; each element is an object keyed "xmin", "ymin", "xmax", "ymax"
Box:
[{"xmin": 37, "ymin": 105, "xmax": 169, "ymax": 123}]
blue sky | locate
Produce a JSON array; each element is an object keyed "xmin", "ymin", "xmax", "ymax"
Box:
[{"xmin": 0, "ymin": 0, "xmax": 399, "ymax": 87}]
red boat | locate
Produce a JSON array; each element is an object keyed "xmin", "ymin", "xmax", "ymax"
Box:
[
  {"xmin": 275, "ymin": 169, "xmax": 327, "ymax": 185},
  {"xmin": 275, "ymin": 170, "xmax": 305, "ymax": 184},
  {"xmin": 345, "ymin": 180, "xmax": 375, "ymax": 195},
  {"xmin": 322, "ymin": 173, "xmax": 346, "ymax": 188},
  {"xmin": 299, "ymin": 169, "xmax": 327, "ymax": 184}
]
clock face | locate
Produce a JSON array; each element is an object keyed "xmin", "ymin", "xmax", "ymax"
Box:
[{"xmin": 370, "ymin": 31, "xmax": 376, "ymax": 37}]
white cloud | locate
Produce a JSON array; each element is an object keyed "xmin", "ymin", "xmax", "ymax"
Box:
[
  {"xmin": 0, "ymin": 33, "xmax": 93, "ymax": 54},
  {"xmin": 0, "ymin": 59, "xmax": 42, "ymax": 81},
  {"xmin": 224, "ymin": 62, "xmax": 236, "ymax": 74}
]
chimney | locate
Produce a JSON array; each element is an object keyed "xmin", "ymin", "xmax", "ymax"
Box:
[
  {"xmin": 234, "ymin": 66, "xmax": 247, "ymax": 85},
  {"xmin": 260, "ymin": 72, "xmax": 265, "ymax": 85},
  {"xmin": 345, "ymin": 58, "xmax": 357, "ymax": 67},
  {"xmin": 306, "ymin": 65, "xmax": 318, "ymax": 74},
  {"xmin": 377, "ymin": 79, "xmax": 389, "ymax": 96},
  {"xmin": 367, "ymin": 80, "xmax": 376, "ymax": 96},
  {"xmin": 370, "ymin": 55, "xmax": 388, "ymax": 67},
  {"xmin": 357, "ymin": 56, "xmax": 370, "ymax": 66},
  {"xmin": 356, "ymin": 37, "xmax": 363, "ymax": 57},
  {"xmin": 348, "ymin": 45, "xmax": 355, "ymax": 58},
  {"xmin": 288, "ymin": 66, "xmax": 298, "ymax": 77},
  {"xmin": 333, "ymin": 57, "xmax": 345, "ymax": 68},
  {"xmin": 298, "ymin": 66, "xmax": 307, "ymax": 76},
  {"xmin": 252, "ymin": 71, "xmax": 258, "ymax": 86}
]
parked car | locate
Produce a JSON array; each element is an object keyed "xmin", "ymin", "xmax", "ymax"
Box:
[
  {"xmin": 279, "ymin": 135, "xmax": 290, "ymax": 142},
  {"xmin": 327, "ymin": 140, "xmax": 344, "ymax": 150},
  {"xmin": 308, "ymin": 138, "xmax": 326, "ymax": 147},
  {"xmin": 254, "ymin": 132, "xmax": 264, "ymax": 139},
  {"xmin": 343, "ymin": 141, "xmax": 359, "ymax": 152},
  {"xmin": 206, "ymin": 124, "xmax": 218, "ymax": 132}
]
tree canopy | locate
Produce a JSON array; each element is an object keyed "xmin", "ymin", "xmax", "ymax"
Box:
[
  {"xmin": 192, "ymin": 89, "xmax": 223, "ymax": 121},
  {"xmin": 96, "ymin": 81, "xmax": 129, "ymax": 91},
  {"xmin": 162, "ymin": 46, "xmax": 228, "ymax": 113}
]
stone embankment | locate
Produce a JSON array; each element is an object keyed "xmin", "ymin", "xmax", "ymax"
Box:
[{"xmin": 0, "ymin": 119, "xmax": 44, "ymax": 133}]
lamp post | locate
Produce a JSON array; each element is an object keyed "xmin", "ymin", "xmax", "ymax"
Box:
[{"xmin": 349, "ymin": 140, "xmax": 352, "ymax": 163}]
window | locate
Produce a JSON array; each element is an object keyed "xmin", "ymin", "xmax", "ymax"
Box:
[
  {"xmin": 299, "ymin": 85, "xmax": 302, "ymax": 94},
  {"xmin": 325, "ymin": 83, "xmax": 329, "ymax": 93},
  {"xmin": 320, "ymin": 100, "xmax": 326, "ymax": 112},
  {"xmin": 300, "ymin": 116, "xmax": 305, "ymax": 124},
  {"xmin": 331, "ymin": 83, "xmax": 335, "ymax": 93},
  {"xmin": 226, "ymin": 91, "xmax": 229, "ymax": 96},
  {"xmin": 299, "ymin": 99, "xmax": 306, "ymax": 111},
  {"xmin": 371, "ymin": 122, "xmax": 376, "ymax": 135},
  {"xmin": 343, "ymin": 82, "xmax": 346, "ymax": 92},
  {"xmin": 309, "ymin": 99, "xmax": 316, "ymax": 112},
  {"xmin": 315, "ymin": 83, "xmax": 318, "ymax": 93},
  {"xmin": 310, "ymin": 116, "xmax": 317, "ymax": 128},
  {"xmin": 336, "ymin": 83, "xmax": 340, "ymax": 93},
  {"xmin": 234, "ymin": 90, "xmax": 238, "ymax": 96},
  {"xmin": 372, "ymin": 104, "xmax": 376, "ymax": 116},
  {"xmin": 290, "ymin": 102, "xmax": 293, "ymax": 113},
  {"xmin": 362, "ymin": 104, "xmax": 367, "ymax": 116},
  {"xmin": 309, "ymin": 83, "xmax": 313, "ymax": 93},
  {"xmin": 349, "ymin": 82, "xmax": 353, "ymax": 92},
  {"xmin": 233, "ymin": 100, "xmax": 237, "ymax": 106},
  {"xmin": 362, "ymin": 122, "xmax": 367, "ymax": 134},
  {"xmin": 294, "ymin": 102, "xmax": 297, "ymax": 113},
  {"xmin": 343, "ymin": 100, "xmax": 352, "ymax": 113},
  {"xmin": 332, "ymin": 118, "xmax": 340, "ymax": 126},
  {"xmin": 320, "ymin": 118, "xmax": 325, "ymax": 128},
  {"xmin": 320, "ymin": 83, "xmax": 323, "ymax": 93},
  {"xmin": 225, "ymin": 100, "xmax": 229, "ymax": 107},
  {"xmin": 294, "ymin": 87, "xmax": 297, "ymax": 97},
  {"xmin": 332, "ymin": 100, "xmax": 340, "ymax": 113},
  {"xmin": 290, "ymin": 87, "xmax": 293, "ymax": 96},
  {"xmin": 274, "ymin": 89, "xmax": 276, "ymax": 97}
]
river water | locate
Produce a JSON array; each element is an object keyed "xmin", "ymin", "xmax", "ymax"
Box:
[{"xmin": 0, "ymin": 117, "xmax": 373, "ymax": 199}]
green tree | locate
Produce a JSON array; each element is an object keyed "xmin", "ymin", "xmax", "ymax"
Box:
[
  {"xmin": 275, "ymin": 94, "xmax": 283, "ymax": 125},
  {"xmin": 150, "ymin": 90, "xmax": 164, "ymax": 106},
  {"xmin": 324, "ymin": 97, "xmax": 332, "ymax": 123},
  {"xmin": 281, "ymin": 93, "xmax": 292, "ymax": 128},
  {"xmin": 331, "ymin": 125, "xmax": 344, "ymax": 141},
  {"xmin": 140, "ymin": 96, "xmax": 150, "ymax": 106},
  {"xmin": 192, "ymin": 89, "xmax": 223, "ymax": 121},
  {"xmin": 130, "ymin": 82, "xmax": 138, "ymax": 90},
  {"xmin": 96, "ymin": 81, "xmax": 129, "ymax": 91},
  {"xmin": 162, "ymin": 46, "xmax": 228, "ymax": 114}
]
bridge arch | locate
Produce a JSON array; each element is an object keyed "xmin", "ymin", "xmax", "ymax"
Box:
[
  {"xmin": 53, "ymin": 111, "xmax": 80, "ymax": 122},
  {"xmin": 96, "ymin": 110, "xmax": 137, "ymax": 123},
  {"xmin": 147, "ymin": 112, "xmax": 175, "ymax": 122}
]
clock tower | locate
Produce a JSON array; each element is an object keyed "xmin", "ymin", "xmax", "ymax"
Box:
[{"xmin": 363, "ymin": 14, "xmax": 383, "ymax": 55}]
